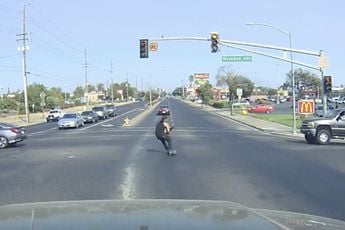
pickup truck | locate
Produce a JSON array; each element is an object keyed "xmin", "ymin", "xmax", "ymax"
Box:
[
  {"xmin": 300, "ymin": 109, "xmax": 345, "ymax": 145},
  {"xmin": 46, "ymin": 109, "xmax": 64, "ymax": 122}
]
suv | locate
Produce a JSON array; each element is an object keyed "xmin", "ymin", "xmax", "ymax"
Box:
[
  {"xmin": 300, "ymin": 109, "xmax": 345, "ymax": 145},
  {"xmin": 92, "ymin": 106, "xmax": 109, "ymax": 120},
  {"xmin": 46, "ymin": 109, "xmax": 64, "ymax": 122},
  {"xmin": 105, "ymin": 104, "xmax": 117, "ymax": 117}
]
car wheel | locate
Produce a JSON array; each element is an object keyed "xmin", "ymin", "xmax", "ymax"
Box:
[
  {"xmin": 316, "ymin": 128, "xmax": 331, "ymax": 145},
  {"xmin": 304, "ymin": 134, "xmax": 316, "ymax": 144},
  {"xmin": 0, "ymin": 136, "xmax": 9, "ymax": 149},
  {"xmin": 265, "ymin": 110, "xmax": 271, "ymax": 114}
]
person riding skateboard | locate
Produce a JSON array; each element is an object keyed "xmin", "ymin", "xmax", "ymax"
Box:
[{"xmin": 155, "ymin": 116, "xmax": 175, "ymax": 155}]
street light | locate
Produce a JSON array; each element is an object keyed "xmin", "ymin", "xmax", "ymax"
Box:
[{"xmin": 246, "ymin": 22, "xmax": 296, "ymax": 134}]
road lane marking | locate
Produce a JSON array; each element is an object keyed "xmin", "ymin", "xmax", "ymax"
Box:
[
  {"xmin": 28, "ymin": 126, "xmax": 57, "ymax": 137},
  {"xmin": 80, "ymin": 109, "xmax": 137, "ymax": 130}
]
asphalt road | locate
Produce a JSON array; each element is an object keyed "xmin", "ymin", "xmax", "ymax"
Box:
[
  {"xmin": 25, "ymin": 101, "xmax": 147, "ymax": 134},
  {"xmin": 0, "ymin": 97, "xmax": 345, "ymax": 221}
]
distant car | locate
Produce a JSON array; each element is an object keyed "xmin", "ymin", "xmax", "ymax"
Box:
[
  {"xmin": 248, "ymin": 104, "xmax": 274, "ymax": 113},
  {"xmin": 105, "ymin": 104, "xmax": 117, "ymax": 117},
  {"xmin": 0, "ymin": 123, "xmax": 27, "ymax": 149},
  {"xmin": 92, "ymin": 106, "xmax": 109, "ymax": 120},
  {"xmin": 157, "ymin": 105, "xmax": 170, "ymax": 115},
  {"xmin": 46, "ymin": 109, "xmax": 64, "ymax": 122},
  {"xmin": 194, "ymin": 99, "xmax": 203, "ymax": 104},
  {"xmin": 81, "ymin": 111, "xmax": 98, "ymax": 123},
  {"xmin": 58, "ymin": 113, "xmax": 84, "ymax": 129}
]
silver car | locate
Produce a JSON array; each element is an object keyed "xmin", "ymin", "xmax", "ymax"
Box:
[
  {"xmin": 58, "ymin": 113, "xmax": 84, "ymax": 129},
  {"xmin": 0, "ymin": 123, "xmax": 27, "ymax": 149}
]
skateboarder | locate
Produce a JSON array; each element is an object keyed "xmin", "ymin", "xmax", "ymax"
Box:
[{"xmin": 155, "ymin": 116, "xmax": 176, "ymax": 155}]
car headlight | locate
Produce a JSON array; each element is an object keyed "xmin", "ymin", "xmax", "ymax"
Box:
[{"xmin": 307, "ymin": 122, "xmax": 315, "ymax": 128}]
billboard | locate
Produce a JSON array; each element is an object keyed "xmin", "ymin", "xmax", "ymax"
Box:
[
  {"xmin": 298, "ymin": 100, "xmax": 315, "ymax": 114},
  {"xmin": 194, "ymin": 73, "xmax": 209, "ymax": 86},
  {"xmin": 194, "ymin": 73, "xmax": 209, "ymax": 80}
]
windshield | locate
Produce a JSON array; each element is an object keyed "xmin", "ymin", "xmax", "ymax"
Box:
[
  {"xmin": 1, "ymin": 0, "xmax": 345, "ymax": 226},
  {"xmin": 62, "ymin": 114, "xmax": 76, "ymax": 119},
  {"xmin": 81, "ymin": 111, "xmax": 92, "ymax": 115},
  {"xmin": 324, "ymin": 110, "xmax": 339, "ymax": 118},
  {"xmin": 93, "ymin": 107, "xmax": 103, "ymax": 111}
]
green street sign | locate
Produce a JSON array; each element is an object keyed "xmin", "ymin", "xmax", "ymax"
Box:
[{"xmin": 222, "ymin": 56, "xmax": 252, "ymax": 62}]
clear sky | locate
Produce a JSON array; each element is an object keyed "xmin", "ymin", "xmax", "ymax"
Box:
[{"xmin": 1, "ymin": 0, "xmax": 344, "ymax": 93}]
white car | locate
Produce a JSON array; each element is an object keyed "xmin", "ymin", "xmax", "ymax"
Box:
[
  {"xmin": 58, "ymin": 113, "xmax": 84, "ymax": 129},
  {"xmin": 46, "ymin": 109, "xmax": 64, "ymax": 122},
  {"xmin": 194, "ymin": 99, "xmax": 203, "ymax": 104}
]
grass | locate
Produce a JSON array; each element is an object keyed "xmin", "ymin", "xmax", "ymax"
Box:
[{"xmin": 249, "ymin": 113, "xmax": 303, "ymax": 128}]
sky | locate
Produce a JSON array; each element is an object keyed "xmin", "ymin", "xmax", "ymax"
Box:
[{"xmin": 0, "ymin": 0, "xmax": 344, "ymax": 93}]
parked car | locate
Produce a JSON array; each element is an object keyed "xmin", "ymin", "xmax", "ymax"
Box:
[
  {"xmin": 105, "ymin": 104, "xmax": 117, "ymax": 117},
  {"xmin": 157, "ymin": 105, "xmax": 170, "ymax": 115},
  {"xmin": 248, "ymin": 104, "xmax": 274, "ymax": 113},
  {"xmin": 46, "ymin": 109, "xmax": 64, "ymax": 122},
  {"xmin": 0, "ymin": 123, "xmax": 27, "ymax": 149},
  {"xmin": 314, "ymin": 104, "xmax": 324, "ymax": 117},
  {"xmin": 194, "ymin": 99, "xmax": 203, "ymax": 104},
  {"xmin": 81, "ymin": 111, "xmax": 98, "ymax": 123},
  {"xmin": 58, "ymin": 113, "xmax": 84, "ymax": 129},
  {"xmin": 92, "ymin": 106, "xmax": 109, "ymax": 120}
]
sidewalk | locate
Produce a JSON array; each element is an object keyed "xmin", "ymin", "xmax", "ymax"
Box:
[{"xmin": 185, "ymin": 100, "xmax": 303, "ymax": 138}]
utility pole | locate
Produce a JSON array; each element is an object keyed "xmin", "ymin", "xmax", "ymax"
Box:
[
  {"xmin": 110, "ymin": 61, "xmax": 114, "ymax": 103},
  {"xmin": 17, "ymin": 4, "xmax": 29, "ymax": 123},
  {"xmin": 126, "ymin": 73, "xmax": 129, "ymax": 102},
  {"xmin": 135, "ymin": 75, "xmax": 138, "ymax": 100},
  {"xmin": 82, "ymin": 49, "xmax": 89, "ymax": 110}
]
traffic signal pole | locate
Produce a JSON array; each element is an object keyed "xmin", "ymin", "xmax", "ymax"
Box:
[{"xmin": 144, "ymin": 35, "xmax": 325, "ymax": 134}]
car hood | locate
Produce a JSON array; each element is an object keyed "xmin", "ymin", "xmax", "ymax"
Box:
[
  {"xmin": 0, "ymin": 199, "xmax": 343, "ymax": 229},
  {"xmin": 302, "ymin": 117, "xmax": 332, "ymax": 123}
]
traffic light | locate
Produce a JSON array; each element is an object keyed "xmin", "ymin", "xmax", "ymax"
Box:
[
  {"xmin": 210, "ymin": 32, "xmax": 220, "ymax": 53},
  {"xmin": 139, "ymin": 39, "xmax": 149, "ymax": 58},
  {"xmin": 324, "ymin": 76, "xmax": 332, "ymax": 93}
]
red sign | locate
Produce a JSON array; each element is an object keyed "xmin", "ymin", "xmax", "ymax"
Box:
[{"xmin": 298, "ymin": 100, "xmax": 315, "ymax": 114}]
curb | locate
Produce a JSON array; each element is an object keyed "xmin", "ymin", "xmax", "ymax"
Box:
[{"xmin": 181, "ymin": 99, "xmax": 303, "ymax": 139}]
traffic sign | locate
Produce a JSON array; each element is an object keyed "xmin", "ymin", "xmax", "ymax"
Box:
[
  {"xmin": 150, "ymin": 42, "xmax": 158, "ymax": 52},
  {"xmin": 298, "ymin": 100, "xmax": 315, "ymax": 114},
  {"xmin": 236, "ymin": 88, "xmax": 243, "ymax": 96},
  {"xmin": 222, "ymin": 56, "xmax": 252, "ymax": 62},
  {"xmin": 40, "ymin": 91, "xmax": 46, "ymax": 98}
]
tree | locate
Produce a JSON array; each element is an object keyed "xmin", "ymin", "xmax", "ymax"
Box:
[
  {"xmin": 73, "ymin": 86, "xmax": 84, "ymax": 99},
  {"xmin": 27, "ymin": 83, "xmax": 46, "ymax": 112},
  {"xmin": 283, "ymin": 68, "xmax": 321, "ymax": 98},
  {"xmin": 96, "ymin": 83, "xmax": 105, "ymax": 93},
  {"xmin": 216, "ymin": 66, "xmax": 254, "ymax": 100},
  {"xmin": 196, "ymin": 82, "xmax": 215, "ymax": 105},
  {"xmin": 172, "ymin": 87, "xmax": 183, "ymax": 96},
  {"xmin": 46, "ymin": 87, "xmax": 64, "ymax": 109},
  {"xmin": 189, "ymin": 74, "xmax": 194, "ymax": 85}
]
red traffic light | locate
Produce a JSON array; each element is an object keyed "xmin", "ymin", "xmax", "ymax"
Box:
[{"xmin": 139, "ymin": 39, "xmax": 149, "ymax": 58}]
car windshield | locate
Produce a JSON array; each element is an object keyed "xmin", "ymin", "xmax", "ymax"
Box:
[
  {"xmin": 324, "ymin": 110, "xmax": 340, "ymax": 118},
  {"xmin": 63, "ymin": 114, "xmax": 76, "ymax": 119},
  {"xmin": 93, "ymin": 107, "xmax": 103, "ymax": 111},
  {"xmin": 81, "ymin": 111, "xmax": 92, "ymax": 115},
  {"xmin": 2, "ymin": 0, "xmax": 345, "ymax": 226}
]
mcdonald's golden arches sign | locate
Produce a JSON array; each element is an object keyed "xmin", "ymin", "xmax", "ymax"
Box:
[{"xmin": 298, "ymin": 100, "xmax": 315, "ymax": 114}]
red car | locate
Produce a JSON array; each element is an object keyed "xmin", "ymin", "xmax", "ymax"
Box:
[
  {"xmin": 248, "ymin": 104, "xmax": 274, "ymax": 113},
  {"xmin": 157, "ymin": 105, "xmax": 170, "ymax": 115}
]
